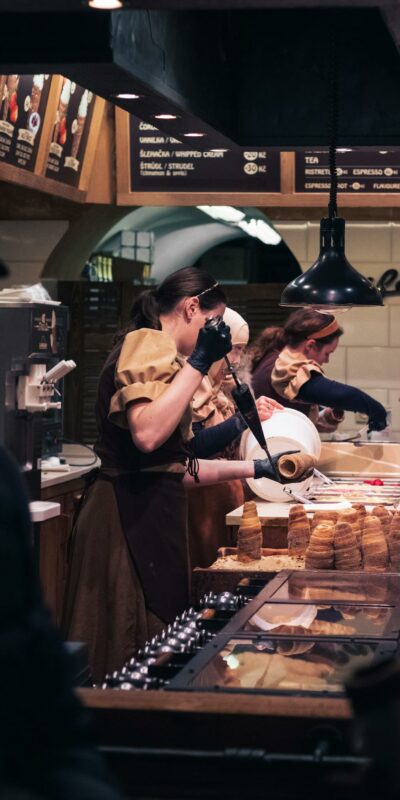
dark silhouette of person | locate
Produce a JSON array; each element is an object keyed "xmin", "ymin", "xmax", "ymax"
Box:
[{"xmin": 0, "ymin": 413, "xmax": 122, "ymax": 798}]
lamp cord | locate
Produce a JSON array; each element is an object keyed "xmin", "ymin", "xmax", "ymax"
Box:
[{"xmin": 328, "ymin": 16, "xmax": 338, "ymax": 220}]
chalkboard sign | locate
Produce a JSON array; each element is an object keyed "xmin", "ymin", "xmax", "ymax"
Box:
[
  {"xmin": 0, "ymin": 74, "xmax": 51, "ymax": 171},
  {"xmin": 129, "ymin": 116, "xmax": 280, "ymax": 192},
  {"xmin": 296, "ymin": 149, "xmax": 400, "ymax": 193},
  {"xmin": 45, "ymin": 78, "xmax": 95, "ymax": 187}
]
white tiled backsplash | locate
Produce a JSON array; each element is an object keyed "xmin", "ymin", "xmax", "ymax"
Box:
[{"xmin": 275, "ymin": 221, "xmax": 400, "ymax": 432}]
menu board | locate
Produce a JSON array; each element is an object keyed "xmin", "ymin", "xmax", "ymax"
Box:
[
  {"xmin": 129, "ymin": 116, "xmax": 280, "ymax": 192},
  {"xmin": 0, "ymin": 74, "xmax": 51, "ymax": 171},
  {"xmin": 45, "ymin": 77, "xmax": 95, "ymax": 187},
  {"xmin": 296, "ymin": 149, "xmax": 400, "ymax": 193}
]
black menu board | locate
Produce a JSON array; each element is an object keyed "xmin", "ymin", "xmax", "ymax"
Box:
[
  {"xmin": 129, "ymin": 116, "xmax": 280, "ymax": 192},
  {"xmin": 0, "ymin": 74, "xmax": 51, "ymax": 171},
  {"xmin": 296, "ymin": 149, "xmax": 400, "ymax": 193},
  {"xmin": 45, "ymin": 78, "xmax": 95, "ymax": 187}
]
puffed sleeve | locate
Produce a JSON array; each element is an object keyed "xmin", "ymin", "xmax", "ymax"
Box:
[
  {"xmin": 272, "ymin": 347, "xmax": 323, "ymax": 401},
  {"xmin": 108, "ymin": 329, "xmax": 181, "ymax": 428}
]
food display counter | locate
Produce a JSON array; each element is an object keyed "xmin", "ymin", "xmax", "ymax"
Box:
[{"xmin": 82, "ymin": 570, "xmax": 400, "ymax": 797}]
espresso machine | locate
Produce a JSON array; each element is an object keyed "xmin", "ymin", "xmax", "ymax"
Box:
[{"xmin": 0, "ymin": 303, "xmax": 75, "ymax": 500}]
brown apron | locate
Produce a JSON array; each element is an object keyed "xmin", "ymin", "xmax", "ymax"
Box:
[{"xmin": 108, "ymin": 470, "xmax": 190, "ymax": 622}]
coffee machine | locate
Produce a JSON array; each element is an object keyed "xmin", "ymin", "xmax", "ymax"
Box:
[{"xmin": 0, "ymin": 303, "xmax": 74, "ymax": 500}]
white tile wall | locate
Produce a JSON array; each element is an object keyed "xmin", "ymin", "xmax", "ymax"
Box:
[
  {"xmin": 337, "ymin": 306, "xmax": 389, "ymax": 347},
  {"xmin": 389, "ymin": 304, "xmax": 400, "ymax": 346},
  {"xmin": 324, "ymin": 346, "xmax": 346, "ymax": 382},
  {"xmin": 344, "ymin": 347, "xmax": 400, "ymax": 387},
  {"xmin": 389, "ymin": 389, "xmax": 400, "ymax": 431},
  {"xmin": 274, "ymin": 223, "xmax": 308, "ymax": 261},
  {"xmin": 278, "ymin": 220, "xmax": 400, "ymax": 432}
]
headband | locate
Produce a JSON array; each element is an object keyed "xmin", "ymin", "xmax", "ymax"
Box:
[
  {"xmin": 196, "ymin": 281, "xmax": 219, "ymax": 298},
  {"xmin": 309, "ymin": 319, "xmax": 340, "ymax": 340}
]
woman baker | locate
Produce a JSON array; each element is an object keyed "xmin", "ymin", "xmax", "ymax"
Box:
[
  {"xmin": 188, "ymin": 307, "xmax": 282, "ymax": 568},
  {"xmin": 251, "ymin": 308, "xmax": 387, "ymax": 433},
  {"xmin": 62, "ymin": 267, "xmax": 295, "ymax": 681}
]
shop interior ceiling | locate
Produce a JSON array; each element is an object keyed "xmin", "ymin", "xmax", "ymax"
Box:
[{"xmin": 1, "ymin": 1, "xmax": 400, "ymax": 147}]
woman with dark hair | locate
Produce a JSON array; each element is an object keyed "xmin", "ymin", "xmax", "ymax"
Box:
[
  {"xmin": 63, "ymin": 267, "xmax": 294, "ymax": 681},
  {"xmin": 251, "ymin": 308, "xmax": 387, "ymax": 433}
]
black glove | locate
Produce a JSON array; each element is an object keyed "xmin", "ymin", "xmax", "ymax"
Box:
[
  {"xmin": 368, "ymin": 412, "xmax": 387, "ymax": 432},
  {"xmin": 253, "ymin": 450, "xmax": 302, "ymax": 484},
  {"xmin": 187, "ymin": 317, "xmax": 232, "ymax": 375}
]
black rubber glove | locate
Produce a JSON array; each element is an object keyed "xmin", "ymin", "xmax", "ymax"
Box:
[
  {"xmin": 253, "ymin": 450, "xmax": 303, "ymax": 484},
  {"xmin": 187, "ymin": 317, "xmax": 232, "ymax": 375},
  {"xmin": 368, "ymin": 411, "xmax": 387, "ymax": 433}
]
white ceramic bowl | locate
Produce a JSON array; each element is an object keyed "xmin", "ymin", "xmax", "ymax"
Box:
[{"xmin": 240, "ymin": 408, "xmax": 321, "ymax": 503}]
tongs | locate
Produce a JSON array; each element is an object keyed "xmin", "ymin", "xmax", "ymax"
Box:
[
  {"xmin": 283, "ymin": 486, "xmax": 311, "ymax": 504},
  {"xmin": 332, "ymin": 424, "xmax": 369, "ymax": 443},
  {"xmin": 282, "ymin": 467, "xmax": 333, "ymax": 503}
]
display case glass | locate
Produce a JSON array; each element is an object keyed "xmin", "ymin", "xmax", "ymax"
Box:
[
  {"xmin": 187, "ymin": 637, "xmax": 383, "ymax": 694},
  {"xmin": 270, "ymin": 571, "xmax": 400, "ymax": 605},
  {"xmin": 244, "ymin": 602, "xmax": 394, "ymax": 638}
]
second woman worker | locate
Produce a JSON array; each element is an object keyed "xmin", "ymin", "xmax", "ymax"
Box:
[{"xmin": 251, "ymin": 308, "xmax": 387, "ymax": 434}]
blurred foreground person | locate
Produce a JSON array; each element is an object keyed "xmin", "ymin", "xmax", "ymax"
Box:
[{"xmin": 0, "ymin": 445, "xmax": 121, "ymax": 800}]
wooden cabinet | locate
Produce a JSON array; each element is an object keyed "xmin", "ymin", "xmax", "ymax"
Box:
[{"xmin": 40, "ymin": 476, "xmax": 85, "ymax": 625}]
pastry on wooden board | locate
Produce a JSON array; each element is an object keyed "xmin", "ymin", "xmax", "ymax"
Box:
[
  {"xmin": 237, "ymin": 501, "xmax": 263, "ymax": 562},
  {"xmin": 288, "ymin": 504, "xmax": 310, "ymax": 557}
]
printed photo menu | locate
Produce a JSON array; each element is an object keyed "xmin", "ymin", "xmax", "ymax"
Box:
[
  {"xmin": 45, "ymin": 77, "xmax": 95, "ymax": 187},
  {"xmin": 0, "ymin": 74, "xmax": 51, "ymax": 170}
]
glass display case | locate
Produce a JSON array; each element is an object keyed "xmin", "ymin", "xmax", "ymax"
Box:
[
  {"xmin": 244, "ymin": 602, "xmax": 394, "ymax": 638},
  {"xmin": 268, "ymin": 570, "xmax": 400, "ymax": 605},
  {"xmin": 186, "ymin": 637, "xmax": 386, "ymax": 694},
  {"xmin": 168, "ymin": 570, "xmax": 400, "ymax": 696}
]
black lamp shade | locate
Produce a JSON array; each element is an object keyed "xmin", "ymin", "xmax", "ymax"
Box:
[{"xmin": 280, "ymin": 217, "xmax": 383, "ymax": 309}]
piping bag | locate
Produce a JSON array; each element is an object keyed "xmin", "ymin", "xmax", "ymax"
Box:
[
  {"xmin": 204, "ymin": 316, "xmax": 279, "ymax": 478},
  {"xmin": 226, "ymin": 357, "xmax": 280, "ymax": 481}
]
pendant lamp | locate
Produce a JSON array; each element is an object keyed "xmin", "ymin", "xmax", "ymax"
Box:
[{"xmin": 280, "ymin": 21, "xmax": 383, "ymax": 312}]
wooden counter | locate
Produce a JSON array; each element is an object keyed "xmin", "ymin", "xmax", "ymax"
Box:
[
  {"xmin": 79, "ymin": 687, "xmax": 352, "ymax": 751},
  {"xmin": 78, "ymin": 688, "xmax": 358, "ymax": 798},
  {"xmin": 39, "ymin": 445, "xmax": 99, "ymax": 625}
]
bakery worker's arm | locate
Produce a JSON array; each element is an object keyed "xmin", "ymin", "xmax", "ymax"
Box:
[
  {"xmin": 297, "ymin": 373, "xmax": 387, "ymax": 431},
  {"xmin": 189, "ymin": 396, "xmax": 283, "ymax": 459},
  {"xmin": 182, "ymin": 452, "xmax": 300, "ymax": 486},
  {"xmin": 127, "ymin": 321, "xmax": 231, "ymax": 452}
]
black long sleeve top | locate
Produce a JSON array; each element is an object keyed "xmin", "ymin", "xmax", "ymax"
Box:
[
  {"xmin": 189, "ymin": 413, "xmax": 246, "ymax": 458},
  {"xmin": 298, "ymin": 373, "xmax": 387, "ymax": 430}
]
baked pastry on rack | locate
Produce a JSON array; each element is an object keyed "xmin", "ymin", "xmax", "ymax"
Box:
[
  {"xmin": 372, "ymin": 505, "xmax": 392, "ymax": 541},
  {"xmin": 305, "ymin": 523, "xmax": 335, "ymax": 570},
  {"xmin": 362, "ymin": 515, "xmax": 389, "ymax": 572},
  {"xmin": 352, "ymin": 503, "xmax": 367, "ymax": 528},
  {"xmin": 287, "ymin": 504, "xmax": 310, "ymax": 557},
  {"xmin": 311, "ymin": 510, "xmax": 338, "ymax": 530},
  {"xmin": 237, "ymin": 500, "xmax": 263, "ymax": 562},
  {"xmin": 339, "ymin": 507, "xmax": 362, "ymax": 545},
  {"xmin": 333, "ymin": 521, "xmax": 362, "ymax": 571},
  {"xmin": 388, "ymin": 509, "xmax": 400, "ymax": 570}
]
